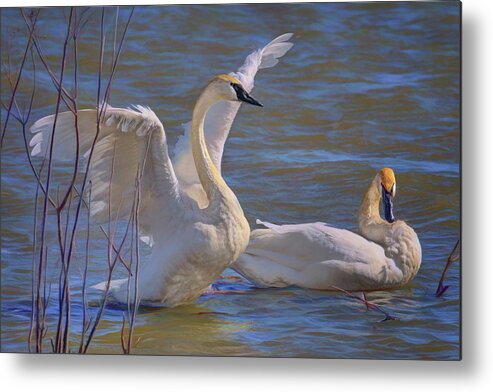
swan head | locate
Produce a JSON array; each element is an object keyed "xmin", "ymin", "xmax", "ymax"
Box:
[
  {"xmin": 209, "ymin": 74, "xmax": 263, "ymax": 107},
  {"xmin": 379, "ymin": 168, "xmax": 396, "ymax": 223}
]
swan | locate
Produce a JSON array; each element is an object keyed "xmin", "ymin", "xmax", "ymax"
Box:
[
  {"xmin": 231, "ymin": 168, "xmax": 422, "ymax": 291},
  {"xmin": 29, "ymin": 74, "xmax": 263, "ymax": 307}
]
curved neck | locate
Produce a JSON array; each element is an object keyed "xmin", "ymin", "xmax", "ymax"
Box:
[
  {"xmin": 358, "ymin": 175, "xmax": 421, "ymax": 282},
  {"xmin": 191, "ymin": 87, "xmax": 231, "ymax": 206},
  {"xmin": 358, "ymin": 175, "xmax": 388, "ymax": 244},
  {"xmin": 203, "ymin": 101, "xmax": 241, "ymax": 174}
]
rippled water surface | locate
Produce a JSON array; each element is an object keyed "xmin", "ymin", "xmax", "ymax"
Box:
[{"xmin": 1, "ymin": 3, "xmax": 460, "ymax": 359}]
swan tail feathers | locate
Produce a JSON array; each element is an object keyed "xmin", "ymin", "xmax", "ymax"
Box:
[
  {"xmin": 255, "ymin": 219, "xmax": 282, "ymax": 231},
  {"xmin": 233, "ymin": 252, "xmax": 295, "ymax": 288}
]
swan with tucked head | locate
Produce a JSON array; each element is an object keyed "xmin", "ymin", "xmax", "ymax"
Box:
[
  {"xmin": 30, "ymin": 74, "xmax": 262, "ymax": 307},
  {"xmin": 232, "ymin": 168, "xmax": 422, "ymax": 291}
]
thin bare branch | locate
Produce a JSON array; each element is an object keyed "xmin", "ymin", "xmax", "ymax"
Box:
[
  {"xmin": 20, "ymin": 9, "xmax": 76, "ymax": 113},
  {"xmin": 435, "ymin": 239, "xmax": 461, "ymax": 298},
  {"xmin": 120, "ymin": 315, "xmax": 128, "ymax": 354},
  {"xmin": 8, "ymin": 6, "xmax": 135, "ymax": 354},
  {"xmin": 78, "ymin": 185, "xmax": 92, "ymax": 354},
  {"xmin": 36, "ymin": 7, "xmax": 74, "ymax": 353},
  {"xmin": 0, "ymin": 9, "xmax": 39, "ymax": 148},
  {"xmin": 328, "ymin": 285, "xmax": 397, "ymax": 322},
  {"xmin": 28, "ymin": 183, "xmax": 40, "ymax": 352}
]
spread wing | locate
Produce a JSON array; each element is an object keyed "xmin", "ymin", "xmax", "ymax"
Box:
[
  {"xmin": 172, "ymin": 33, "xmax": 294, "ymax": 206},
  {"xmin": 29, "ymin": 105, "xmax": 191, "ymax": 234}
]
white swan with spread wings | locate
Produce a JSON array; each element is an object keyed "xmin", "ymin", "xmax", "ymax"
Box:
[
  {"xmin": 29, "ymin": 34, "xmax": 293, "ymax": 307},
  {"xmin": 30, "ymin": 75, "xmax": 262, "ymax": 307}
]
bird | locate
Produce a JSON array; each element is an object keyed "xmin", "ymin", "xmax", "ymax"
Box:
[
  {"xmin": 29, "ymin": 74, "xmax": 263, "ymax": 307},
  {"xmin": 231, "ymin": 168, "xmax": 422, "ymax": 291}
]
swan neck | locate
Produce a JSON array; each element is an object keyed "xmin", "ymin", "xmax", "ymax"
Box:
[
  {"xmin": 358, "ymin": 175, "xmax": 387, "ymax": 243},
  {"xmin": 359, "ymin": 175, "xmax": 422, "ymax": 282},
  {"xmin": 204, "ymin": 101, "xmax": 241, "ymax": 173},
  {"xmin": 190, "ymin": 88, "xmax": 230, "ymax": 205}
]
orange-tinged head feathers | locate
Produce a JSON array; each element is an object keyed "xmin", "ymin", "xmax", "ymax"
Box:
[
  {"xmin": 215, "ymin": 74, "xmax": 241, "ymax": 85},
  {"xmin": 379, "ymin": 168, "xmax": 396, "ymax": 193}
]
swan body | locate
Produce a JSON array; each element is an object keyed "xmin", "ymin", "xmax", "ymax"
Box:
[
  {"xmin": 232, "ymin": 168, "xmax": 422, "ymax": 291},
  {"xmin": 29, "ymin": 75, "xmax": 262, "ymax": 307}
]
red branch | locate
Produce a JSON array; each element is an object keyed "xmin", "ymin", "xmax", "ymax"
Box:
[{"xmin": 329, "ymin": 285, "xmax": 397, "ymax": 322}]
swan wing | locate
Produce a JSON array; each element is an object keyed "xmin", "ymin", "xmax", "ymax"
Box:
[
  {"xmin": 232, "ymin": 220, "xmax": 397, "ymax": 289},
  {"xmin": 248, "ymin": 220, "xmax": 381, "ymax": 269},
  {"xmin": 172, "ymin": 33, "xmax": 294, "ymax": 205},
  {"xmin": 30, "ymin": 106, "xmax": 189, "ymax": 230}
]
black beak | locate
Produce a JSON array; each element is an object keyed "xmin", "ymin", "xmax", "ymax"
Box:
[
  {"xmin": 382, "ymin": 185, "xmax": 395, "ymax": 223},
  {"xmin": 232, "ymin": 83, "xmax": 263, "ymax": 107}
]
